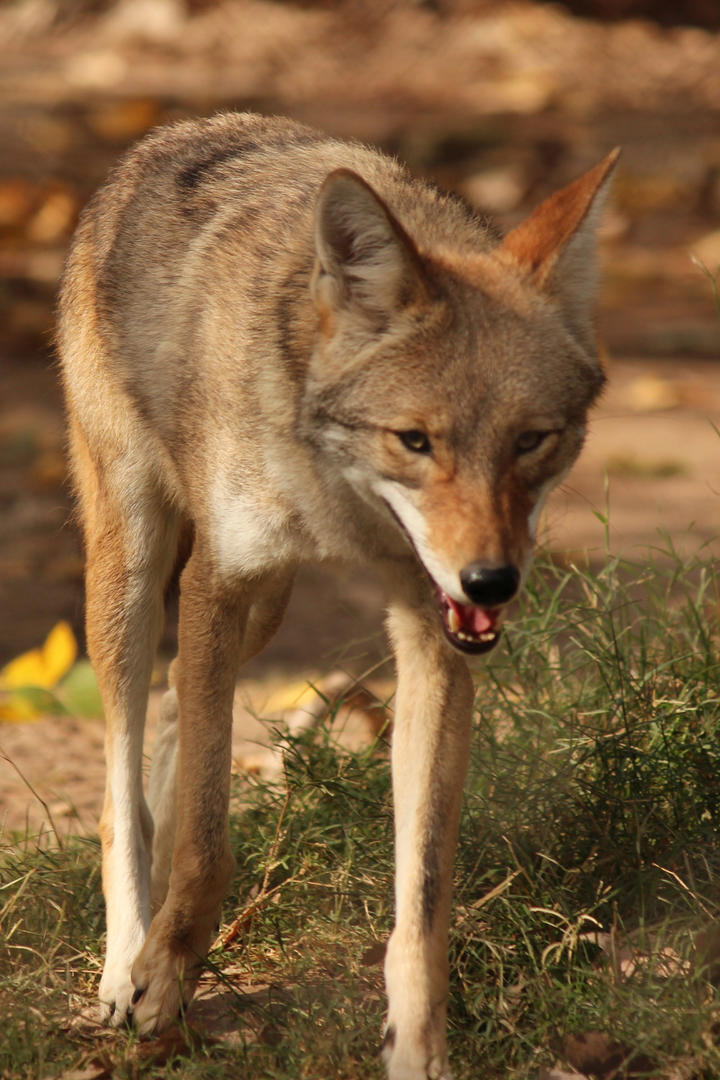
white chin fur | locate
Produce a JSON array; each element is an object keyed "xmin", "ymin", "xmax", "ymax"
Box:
[{"xmin": 371, "ymin": 478, "xmax": 467, "ymax": 602}]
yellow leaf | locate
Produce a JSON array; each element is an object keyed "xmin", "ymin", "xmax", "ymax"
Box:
[
  {"xmin": 42, "ymin": 621, "xmax": 78, "ymax": 683},
  {"xmin": 0, "ymin": 695, "xmax": 39, "ymax": 723},
  {"xmin": 0, "ymin": 621, "xmax": 78, "ymax": 691},
  {"xmin": 0, "ymin": 687, "xmax": 64, "ymax": 723},
  {"xmin": 264, "ymin": 679, "xmax": 323, "ymax": 713}
]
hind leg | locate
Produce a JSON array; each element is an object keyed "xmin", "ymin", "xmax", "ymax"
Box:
[
  {"xmin": 147, "ymin": 570, "xmax": 294, "ymax": 913},
  {"xmin": 74, "ymin": 424, "xmax": 180, "ymax": 1023},
  {"xmin": 132, "ymin": 558, "xmax": 294, "ymax": 1032},
  {"xmin": 147, "ymin": 660, "xmax": 181, "ymax": 914},
  {"xmin": 88, "ymin": 513, "xmax": 180, "ymax": 1023}
]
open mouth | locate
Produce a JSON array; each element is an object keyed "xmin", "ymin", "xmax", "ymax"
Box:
[{"xmin": 435, "ymin": 587, "xmax": 503, "ymax": 655}]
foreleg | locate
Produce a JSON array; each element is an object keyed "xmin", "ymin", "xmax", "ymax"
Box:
[{"xmin": 383, "ymin": 596, "xmax": 474, "ymax": 1080}]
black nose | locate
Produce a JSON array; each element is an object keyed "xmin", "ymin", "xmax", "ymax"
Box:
[{"xmin": 459, "ymin": 563, "xmax": 520, "ymax": 607}]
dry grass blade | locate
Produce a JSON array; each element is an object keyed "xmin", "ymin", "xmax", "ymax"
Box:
[{"xmin": 217, "ymin": 783, "xmax": 293, "ymax": 948}]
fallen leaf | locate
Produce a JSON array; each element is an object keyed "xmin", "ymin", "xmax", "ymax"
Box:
[
  {"xmin": 0, "ymin": 621, "xmax": 77, "ymax": 690},
  {"xmin": 0, "ymin": 686, "xmax": 68, "ymax": 723},
  {"xmin": 0, "ymin": 622, "xmax": 78, "ymax": 722}
]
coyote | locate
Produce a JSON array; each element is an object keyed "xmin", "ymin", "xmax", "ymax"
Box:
[{"xmin": 58, "ymin": 113, "xmax": 617, "ymax": 1079}]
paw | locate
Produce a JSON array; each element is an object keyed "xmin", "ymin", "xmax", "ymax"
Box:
[
  {"xmin": 128, "ymin": 915, "xmax": 213, "ymax": 1035},
  {"xmin": 383, "ymin": 1025, "xmax": 452, "ymax": 1080},
  {"xmin": 99, "ymin": 961, "xmax": 138, "ymax": 1028},
  {"xmin": 129, "ymin": 945, "xmax": 197, "ymax": 1035},
  {"xmin": 385, "ymin": 1056, "xmax": 452, "ymax": 1080}
]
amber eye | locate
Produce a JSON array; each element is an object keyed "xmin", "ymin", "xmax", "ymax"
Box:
[
  {"xmin": 515, "ymin": 430, "xmax": 550, "ymax": 456},
  {"xmin": 397, "ymin": 429, "xmax": 432, "ymax": 454}
]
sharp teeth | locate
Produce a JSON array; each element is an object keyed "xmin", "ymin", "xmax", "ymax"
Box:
[
  {"xmin": 447, "ymin": 608, "xmax": 460, "ymax": 634},
  {"xmin": 452, "ymin": 629, "xmax": 499, "ymax": 644}
]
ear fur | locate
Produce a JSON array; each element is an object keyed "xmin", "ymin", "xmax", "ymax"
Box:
[
  {"xmin": 313, "ymin": 169, "xmax": 428, "ymax": 323},
  {"xmin": 498, "ymin": 148, "xmax": 620, "ymax": 344}
]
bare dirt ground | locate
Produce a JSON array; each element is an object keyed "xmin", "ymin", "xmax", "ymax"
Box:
[{"xmin": 0, "ymin": 0, "xmax": 719, "ymax": 836}]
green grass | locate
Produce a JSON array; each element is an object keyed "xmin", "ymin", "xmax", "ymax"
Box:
[{"xmin": 1, "ymin": 543, "xmax": 720, "ymax": 1078}]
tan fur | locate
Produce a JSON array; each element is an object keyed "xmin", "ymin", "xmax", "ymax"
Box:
[{"xmin": 58, "ymin": 112, "xmax": 617, "ymax": 1079}]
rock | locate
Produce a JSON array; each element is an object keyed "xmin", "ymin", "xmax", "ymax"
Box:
[
  {"xmin": 625, "ymin": 373, "xmax": 681, "ymax": 412},
  {"xmin": 691, "ymin": 228, "xmax": 720, "ymax": 272},
  {"xmin": 461, "ymin": 166, "xmax": 526, "ymax": 213}
]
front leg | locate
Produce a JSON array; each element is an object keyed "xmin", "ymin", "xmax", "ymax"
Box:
[
  {"xmin": 130, "ymin": 549, "xmax": 244, "ymax": 1033},
  {"xmin": 383, "ymin": 596, "xmax": 474, "ymax": 1080}
]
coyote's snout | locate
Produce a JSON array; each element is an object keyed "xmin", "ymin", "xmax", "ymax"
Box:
[{"xmin": 59, "ymin": 112, "xmax": 617, "ymax": 1079}]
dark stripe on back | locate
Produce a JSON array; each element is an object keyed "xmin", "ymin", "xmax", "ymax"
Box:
[
  {"xmin": 176, "ymin": 142, "xmax": 261, "ymax": 191},
  {"xmin": 175, "ymin": 131, "xmax": 323, "ymax": 192}
]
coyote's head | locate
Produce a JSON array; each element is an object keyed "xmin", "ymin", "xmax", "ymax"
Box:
[{"xmin": 302, "ymin": 152, "xmax": 618, "ymax": 653}]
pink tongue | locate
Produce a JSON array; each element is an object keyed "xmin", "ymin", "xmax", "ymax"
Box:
[{"xmin": 446, "ymin": 594, "xmax": 496, "ymax": 634}]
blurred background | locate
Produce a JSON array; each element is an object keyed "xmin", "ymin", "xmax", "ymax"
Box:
[
  {"xmin": 1, "ymin": 9, "xmax": 719, "ymax": 1065},
  {"xmin": 0, "ymin": 0, "xmax": 719, "ymax": 670}
]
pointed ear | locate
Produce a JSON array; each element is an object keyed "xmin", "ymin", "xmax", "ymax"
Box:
[
  {"xmin": 313, "ymin": 168, "xmax": 429, "ymax": 325},
  {"xmin": 498, "ymin": 149, "xmax": 620, "ymax": 343}
]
